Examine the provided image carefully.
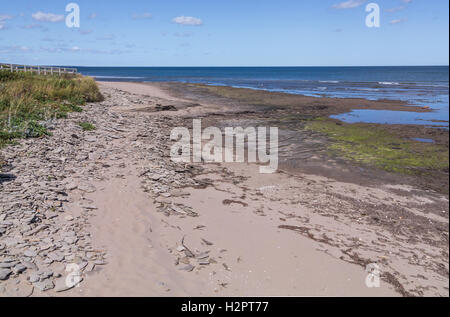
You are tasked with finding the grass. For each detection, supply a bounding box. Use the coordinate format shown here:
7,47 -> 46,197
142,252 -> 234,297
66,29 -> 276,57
305,119 -> 449,175
79,122 -> 96,131
0,70 -> 103,148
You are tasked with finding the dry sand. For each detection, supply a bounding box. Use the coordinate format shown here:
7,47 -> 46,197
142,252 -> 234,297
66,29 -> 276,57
69,160 -> 397,296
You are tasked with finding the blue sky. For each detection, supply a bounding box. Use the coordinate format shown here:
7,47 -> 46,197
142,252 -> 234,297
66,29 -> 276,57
0,0 -> 448,66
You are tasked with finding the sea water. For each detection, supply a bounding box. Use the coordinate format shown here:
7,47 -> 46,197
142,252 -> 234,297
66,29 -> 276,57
76,66 -> 449,127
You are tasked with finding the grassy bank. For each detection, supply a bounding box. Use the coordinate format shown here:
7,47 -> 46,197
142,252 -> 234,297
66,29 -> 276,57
305,119 -> 449,178
0,70 -> 103,148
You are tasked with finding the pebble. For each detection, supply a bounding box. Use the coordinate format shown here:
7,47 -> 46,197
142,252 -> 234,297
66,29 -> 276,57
179,264 -> 195,272
196,252 -> 210,260
201,238 -> 214,246
64,215 -> 75,221
64,236 -> 78,244
85,262 -> 95,272
77,261 -> 88,271
22,261 -> 38,271
171,190 -> 190,197
0,261 -> 18,269
0,269 -> 12,280
78,183 -> 96,193
66,183 -> 78,190
24,250 -> 38,257
12,264 -> 27,274
28,273 -> 40,283
33,280 -> 55,292
176,245 -> 186,252
48,252 -> 65,262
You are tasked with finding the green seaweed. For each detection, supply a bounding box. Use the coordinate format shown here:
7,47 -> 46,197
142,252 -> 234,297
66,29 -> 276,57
305,119 -> 449,175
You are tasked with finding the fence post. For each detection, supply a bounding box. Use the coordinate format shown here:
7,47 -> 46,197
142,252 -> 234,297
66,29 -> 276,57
10,64 -> 13,71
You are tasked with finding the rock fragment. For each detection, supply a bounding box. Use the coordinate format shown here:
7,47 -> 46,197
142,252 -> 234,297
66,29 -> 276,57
0,269 -> 12,280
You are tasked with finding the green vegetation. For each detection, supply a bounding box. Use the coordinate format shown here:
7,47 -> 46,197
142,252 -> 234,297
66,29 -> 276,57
305,119 -> 449,175
79,122 -> 96,131
0,70 -> 103,148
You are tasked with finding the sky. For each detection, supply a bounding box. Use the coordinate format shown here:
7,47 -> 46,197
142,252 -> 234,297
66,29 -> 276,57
0,0 -> 448,66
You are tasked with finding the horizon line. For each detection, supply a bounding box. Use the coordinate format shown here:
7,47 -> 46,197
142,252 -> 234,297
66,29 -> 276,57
2,62 -> 449,68
62,64 -> 450,68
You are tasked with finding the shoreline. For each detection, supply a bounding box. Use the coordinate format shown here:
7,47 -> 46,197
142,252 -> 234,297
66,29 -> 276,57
142,81 -> 449,193
96,79 -> 434,112
92,75 -> 449,127
0,80 -> 448,297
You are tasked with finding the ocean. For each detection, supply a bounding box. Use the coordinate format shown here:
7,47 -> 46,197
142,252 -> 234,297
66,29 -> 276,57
76,66 -> 449,127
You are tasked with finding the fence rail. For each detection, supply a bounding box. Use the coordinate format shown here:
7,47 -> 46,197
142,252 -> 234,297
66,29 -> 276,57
0,63 -> 78,76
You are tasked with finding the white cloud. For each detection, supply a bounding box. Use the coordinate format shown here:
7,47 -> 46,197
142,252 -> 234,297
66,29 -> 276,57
18,46 -> 31,52
50,46 -> 131,55
0,14 -> 13,21
41,46 -> 82,53
332,0 -> 366,9
386,0 -> 412,12
88,13 -> 97,19
390,18 -> 406,24
0,45 -> 32,53
172,16 -> 203,26
132,13 -> 153,20
0,14 -> 13,30
32,11 -> 64,22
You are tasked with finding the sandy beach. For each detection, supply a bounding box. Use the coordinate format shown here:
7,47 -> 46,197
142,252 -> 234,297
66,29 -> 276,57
0,81 -> 448,297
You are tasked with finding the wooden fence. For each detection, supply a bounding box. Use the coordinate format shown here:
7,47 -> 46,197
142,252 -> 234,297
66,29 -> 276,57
0,63 -> 78,76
